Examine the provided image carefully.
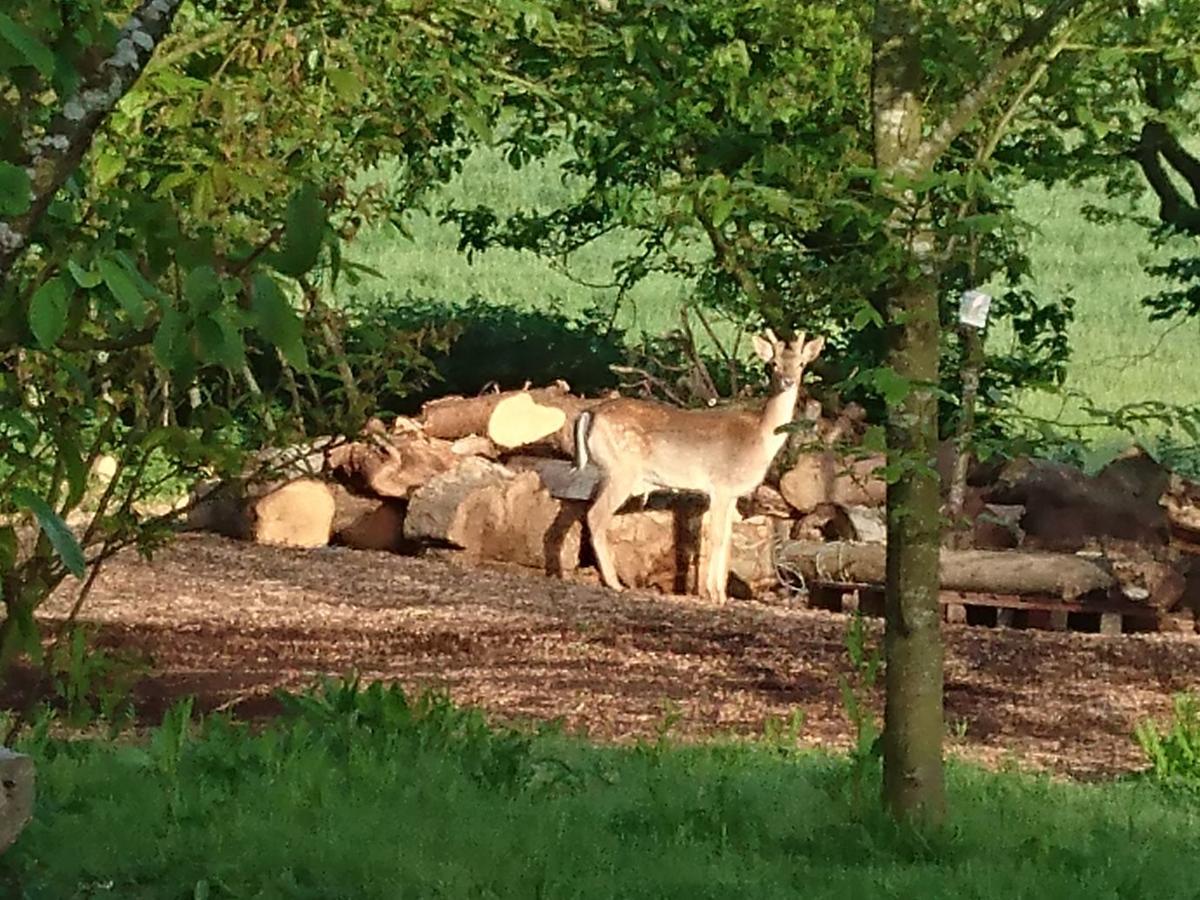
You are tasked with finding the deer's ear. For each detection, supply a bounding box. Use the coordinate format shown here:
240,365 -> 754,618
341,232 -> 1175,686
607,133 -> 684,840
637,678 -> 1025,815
752,334 -> 775,363
800,335 -> 825,365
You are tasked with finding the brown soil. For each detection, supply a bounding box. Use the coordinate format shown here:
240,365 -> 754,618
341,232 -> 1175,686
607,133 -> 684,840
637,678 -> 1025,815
35,533 -> 1200,779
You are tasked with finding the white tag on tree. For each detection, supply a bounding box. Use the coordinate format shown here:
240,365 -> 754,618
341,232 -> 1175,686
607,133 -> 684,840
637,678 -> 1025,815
958,289 -> 992,329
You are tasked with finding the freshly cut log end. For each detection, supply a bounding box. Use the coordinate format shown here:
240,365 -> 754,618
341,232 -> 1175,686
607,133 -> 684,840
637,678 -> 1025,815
252,478 -> 336,548
419,384 -> 610,457
487,393 -> 567,449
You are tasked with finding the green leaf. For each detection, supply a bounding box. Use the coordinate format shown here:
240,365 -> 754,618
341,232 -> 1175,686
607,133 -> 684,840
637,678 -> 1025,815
0,12 -> 55,77
0,161 -> 32,216
268,184 -> 326,277
55,430 -> 89,509
327,68 -> 364,102
11,488 -> 85,578
99,257 -> 148,327
28,276 -> 70,348
0,409 -> 37,441
873,368 -> 910,406
183,265 -> 223,317
152,303 -> 186,370
94,150 -> 126,186
67,259 -> 103,288
849,299 -> 883,330
250,273 -> 308,370
195,312 -> 245,370
862,425 -> 887,454
710,195 -> 735,227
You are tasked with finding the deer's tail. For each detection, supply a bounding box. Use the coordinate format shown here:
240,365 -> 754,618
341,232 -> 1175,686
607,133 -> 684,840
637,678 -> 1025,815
574,410 -> 593,471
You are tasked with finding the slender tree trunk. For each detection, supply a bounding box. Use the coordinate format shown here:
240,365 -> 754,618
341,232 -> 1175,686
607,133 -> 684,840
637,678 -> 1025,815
872,1 -> 946,823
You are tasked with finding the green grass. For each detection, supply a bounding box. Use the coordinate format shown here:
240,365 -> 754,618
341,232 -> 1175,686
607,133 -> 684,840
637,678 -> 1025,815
342,146 -> 1199,449
1004,183 -> 1200,429
3,681 -> 1198,899
345,148 -> 691,336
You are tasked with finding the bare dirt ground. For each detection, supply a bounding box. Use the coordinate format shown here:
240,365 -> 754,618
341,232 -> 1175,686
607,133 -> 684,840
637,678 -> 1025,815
35,533 -> 1200,778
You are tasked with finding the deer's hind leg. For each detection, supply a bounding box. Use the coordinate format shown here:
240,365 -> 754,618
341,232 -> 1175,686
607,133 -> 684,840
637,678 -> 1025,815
587,469 -> 637,591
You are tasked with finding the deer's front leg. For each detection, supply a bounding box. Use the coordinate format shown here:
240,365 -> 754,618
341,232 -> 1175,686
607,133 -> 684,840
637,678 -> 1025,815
705,495 -> 737,604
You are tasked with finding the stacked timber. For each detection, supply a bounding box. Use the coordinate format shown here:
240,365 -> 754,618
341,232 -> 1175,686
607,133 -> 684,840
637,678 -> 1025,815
179,385 -> 1200,631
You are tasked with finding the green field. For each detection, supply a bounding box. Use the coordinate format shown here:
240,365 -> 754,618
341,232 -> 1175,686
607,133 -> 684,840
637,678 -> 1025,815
4,682 -> 1198,899
345,147 -> 1198,450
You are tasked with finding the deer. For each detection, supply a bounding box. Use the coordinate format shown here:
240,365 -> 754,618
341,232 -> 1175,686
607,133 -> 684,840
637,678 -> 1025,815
574,329 -> 826,603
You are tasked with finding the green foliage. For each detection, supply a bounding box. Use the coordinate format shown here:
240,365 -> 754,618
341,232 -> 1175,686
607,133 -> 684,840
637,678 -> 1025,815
3,680 -> 1200,898
44,625 -> 143,736
0,0 -> 567,680
839,611 -> 883,805
1135,693 -> 1200,790
348,292 -> 626,410
10,488 -> 84,578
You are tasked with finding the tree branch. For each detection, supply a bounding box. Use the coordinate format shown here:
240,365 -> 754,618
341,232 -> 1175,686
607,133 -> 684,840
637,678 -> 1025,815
0,0 -> 186,282
911,0 -> 1090,174
1132,122 -> 1200,235
693,201 -> 771,311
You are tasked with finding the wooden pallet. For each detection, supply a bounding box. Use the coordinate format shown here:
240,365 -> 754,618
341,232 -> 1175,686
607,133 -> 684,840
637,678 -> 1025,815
805,583 -> 1196,635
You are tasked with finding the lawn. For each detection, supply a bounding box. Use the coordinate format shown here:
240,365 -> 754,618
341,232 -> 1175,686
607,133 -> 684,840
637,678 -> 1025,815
3,681 -> 1198,899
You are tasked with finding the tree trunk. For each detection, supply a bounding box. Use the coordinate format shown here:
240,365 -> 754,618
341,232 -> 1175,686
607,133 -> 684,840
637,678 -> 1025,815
872,1 -> 946,822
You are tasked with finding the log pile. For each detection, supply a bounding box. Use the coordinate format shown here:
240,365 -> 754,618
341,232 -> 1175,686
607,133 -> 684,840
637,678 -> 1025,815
181,384 -> 1200,632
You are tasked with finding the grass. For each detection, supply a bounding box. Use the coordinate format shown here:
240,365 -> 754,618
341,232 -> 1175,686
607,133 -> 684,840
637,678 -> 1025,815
342,146 -> 1200,450
3,680 -> 1199,899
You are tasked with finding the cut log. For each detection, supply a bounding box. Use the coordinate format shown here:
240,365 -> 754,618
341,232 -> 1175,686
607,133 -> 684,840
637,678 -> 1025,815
589,503 -> 777,597
727,515 -> 778,597
844,505 -> 886,543
0,747 -> 34,854
403,457 -> 513,546
738,484 -> 792,519
778,452 -> 886,514
189,477 -> 383,551
487,392 -> 567,449
450,434 -> 499,458
329,484 -> 407,552
985,456 -> 1168,551
775,540 -> 1114,600
1083,540 -> 1185,611
252,478 -> 336,548
419,383 -> 609,456
404,458 -> 583,574
1162,473 -> 1200,535
326,433 -> 458,499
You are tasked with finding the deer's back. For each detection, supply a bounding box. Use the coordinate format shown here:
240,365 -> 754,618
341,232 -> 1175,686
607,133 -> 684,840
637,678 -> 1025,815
586,397 -> 776,495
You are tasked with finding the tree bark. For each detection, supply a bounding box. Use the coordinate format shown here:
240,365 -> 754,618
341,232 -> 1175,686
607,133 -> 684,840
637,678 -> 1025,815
872,0 -> 946,823
0,0 -> 186,281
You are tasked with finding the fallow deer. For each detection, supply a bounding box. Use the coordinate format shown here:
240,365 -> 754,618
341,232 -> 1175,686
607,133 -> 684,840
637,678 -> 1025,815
574,329 -> 826,603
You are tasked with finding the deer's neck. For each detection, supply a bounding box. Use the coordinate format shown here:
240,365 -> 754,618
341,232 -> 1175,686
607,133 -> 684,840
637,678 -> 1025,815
760,382 -> 800,457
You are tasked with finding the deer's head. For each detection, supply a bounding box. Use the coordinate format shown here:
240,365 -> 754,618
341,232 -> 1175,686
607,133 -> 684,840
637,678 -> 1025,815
752,329 -> 825,392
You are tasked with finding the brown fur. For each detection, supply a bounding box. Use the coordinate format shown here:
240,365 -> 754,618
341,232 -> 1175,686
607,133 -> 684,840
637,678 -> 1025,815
580,330 -> 825,603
